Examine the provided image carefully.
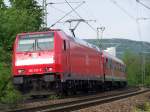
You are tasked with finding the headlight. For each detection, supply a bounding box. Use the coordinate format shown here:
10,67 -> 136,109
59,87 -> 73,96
45,67 -> 52,72
18,69 -> 25,74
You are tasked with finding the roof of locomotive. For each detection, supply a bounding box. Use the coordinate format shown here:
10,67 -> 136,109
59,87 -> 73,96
16,29 -> 101,52
58,30 -> 101,52
102,51 -> 125,65
16,29 -> 60,36
73,37 -> 100,52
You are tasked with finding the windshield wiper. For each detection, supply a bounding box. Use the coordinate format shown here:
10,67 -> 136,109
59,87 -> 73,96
37,41 -> 43,51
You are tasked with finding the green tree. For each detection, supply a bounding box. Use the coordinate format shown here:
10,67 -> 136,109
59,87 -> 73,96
0,0 -> 43,106
123,50 -> 150,86
0,0 -> 6,9
144,55 -> 150,86
0,0 -> 43,62
123,50 -> 142,86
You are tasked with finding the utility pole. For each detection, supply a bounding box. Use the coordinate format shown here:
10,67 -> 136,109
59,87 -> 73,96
42,0 -> 47,27
97,26 -> 105,49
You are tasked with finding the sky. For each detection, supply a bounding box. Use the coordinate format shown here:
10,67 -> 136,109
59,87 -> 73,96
5,0 -> 150,42
41,0 -> 150,42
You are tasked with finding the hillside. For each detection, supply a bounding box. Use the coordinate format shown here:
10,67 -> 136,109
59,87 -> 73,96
84,38 -> 150,58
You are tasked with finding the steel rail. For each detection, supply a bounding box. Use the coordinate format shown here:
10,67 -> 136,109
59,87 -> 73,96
7,88 -> 144,112
39,88 -> 149,112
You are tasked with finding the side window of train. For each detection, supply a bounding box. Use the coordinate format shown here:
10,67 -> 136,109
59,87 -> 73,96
63,40 -> 66,51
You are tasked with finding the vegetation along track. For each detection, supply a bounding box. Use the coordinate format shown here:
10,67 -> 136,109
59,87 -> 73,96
8,87 -> 149,112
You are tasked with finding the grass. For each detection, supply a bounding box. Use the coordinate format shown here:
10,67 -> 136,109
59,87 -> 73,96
134,102 -> 150,112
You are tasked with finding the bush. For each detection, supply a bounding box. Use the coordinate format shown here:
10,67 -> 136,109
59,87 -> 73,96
0,85 -> 22,106
135,102 -> 150,112
0,63 -> 22,107
0,63 -> 11,97
122,50 -> 150,86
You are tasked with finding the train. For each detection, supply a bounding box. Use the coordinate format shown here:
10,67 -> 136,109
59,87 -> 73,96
12,29 -> 127,95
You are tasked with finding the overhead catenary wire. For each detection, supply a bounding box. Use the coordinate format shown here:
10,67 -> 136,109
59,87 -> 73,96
49,1 -> 85,28
109,0 -> 136,21
46,1 -> 82,5
83,2 -> 105,49
49,5 -> 67,14
84,2 -> 102,26
137,17 -> 150,20
136,0 -> 150,10
64,0 -> 106,51
49,5 -> 77,19
64,0 -> 97,33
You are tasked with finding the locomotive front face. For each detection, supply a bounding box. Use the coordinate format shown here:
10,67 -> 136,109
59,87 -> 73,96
13,32 -> 56,79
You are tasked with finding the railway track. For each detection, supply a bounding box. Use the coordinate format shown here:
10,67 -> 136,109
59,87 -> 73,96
8,87 -> 149,112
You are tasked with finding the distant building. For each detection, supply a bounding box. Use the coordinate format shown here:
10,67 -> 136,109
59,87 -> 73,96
104,47 -> 116,57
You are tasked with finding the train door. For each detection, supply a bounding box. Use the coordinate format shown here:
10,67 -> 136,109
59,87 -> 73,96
101,55 -> 105,81
66,41 -> 71,75
102,56 -> 106,81
63,40 -> 71,77
111,60 -> 114,82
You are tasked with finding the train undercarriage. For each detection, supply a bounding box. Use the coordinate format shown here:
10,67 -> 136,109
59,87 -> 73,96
13,74 -> 127,96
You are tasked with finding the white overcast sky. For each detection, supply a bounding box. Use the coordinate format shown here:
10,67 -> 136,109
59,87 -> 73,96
5,0 -> 150,42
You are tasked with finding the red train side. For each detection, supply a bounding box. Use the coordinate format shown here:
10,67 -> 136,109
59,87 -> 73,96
102,51 -> 127,87
12,29 -> 126,94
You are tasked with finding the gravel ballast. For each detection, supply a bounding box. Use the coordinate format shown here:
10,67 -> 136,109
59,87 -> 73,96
75,91 -> 150,112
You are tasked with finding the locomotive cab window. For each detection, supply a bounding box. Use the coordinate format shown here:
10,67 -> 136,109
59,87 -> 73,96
17,33 -> 54,52
17,39 -> 35,52
37,38 -> 54,51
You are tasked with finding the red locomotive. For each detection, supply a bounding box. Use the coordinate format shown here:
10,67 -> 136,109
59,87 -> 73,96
12,29 -> 127,94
